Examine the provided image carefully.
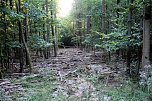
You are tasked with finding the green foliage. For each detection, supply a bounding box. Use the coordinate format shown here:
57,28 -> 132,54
96,31 -> 129,51
84,31 -> 101,47
8,68 -> 72,101
81,67 -> 149,101
28,34 -> 52,49
28,3 -> 47,20
84,30 -> 142,52
8,41 -> 22,48
71,0 -> 143,53
60,35 -> 75,46
140,65 -> 152,99
0,7 -> 25,20
106,84 -> 149,101
58,16 -> 75,46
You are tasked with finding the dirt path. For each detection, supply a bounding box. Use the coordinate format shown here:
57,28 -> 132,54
34,48 -> 117,100
1,48 -> 122,101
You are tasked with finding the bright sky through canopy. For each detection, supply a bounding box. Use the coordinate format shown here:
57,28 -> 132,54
58,0 -> 74,17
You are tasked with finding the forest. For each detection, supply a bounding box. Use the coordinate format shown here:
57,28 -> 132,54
0,0 -> 152,100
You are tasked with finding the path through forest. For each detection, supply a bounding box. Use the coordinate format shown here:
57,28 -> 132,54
33,48 -> 122,100
0,48 -> 124,101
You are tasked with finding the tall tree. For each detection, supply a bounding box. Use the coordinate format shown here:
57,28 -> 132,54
16,0 -> 33,72
45,0 -> 51,58
16,0 -> 24,73
102,0 -> 105,33
86,15 -> 91,34
23,9 -> 33,73
51,0 -> 57,57
126,0 -> 133,77
142,0 -> 151,68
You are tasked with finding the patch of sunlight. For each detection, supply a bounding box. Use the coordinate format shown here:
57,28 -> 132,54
58,0 -> 74,17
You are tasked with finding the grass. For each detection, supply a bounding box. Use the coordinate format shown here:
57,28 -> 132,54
10,68 -> 66,101
106,85 -> 149,101
1,67 -> 150,101
83,73 -> 149,101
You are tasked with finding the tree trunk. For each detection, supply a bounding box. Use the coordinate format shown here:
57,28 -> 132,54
45,0 -> 50,58
78,13 -> 82,49
86,15 -> 91,34
22,30 -> 33,73
16,0 -> 24,73
141,2 -> 151,100
24,11 -> 28,65
102,0 -> 105,33
24,12 -> 33,73
126,0 -> 133,77
54,12 -> 58,52
142,3 -> 151,68
42,4 -> 48,59
51,0 -> 57,57
16,0 -> 33,72
116,0 -> 120,27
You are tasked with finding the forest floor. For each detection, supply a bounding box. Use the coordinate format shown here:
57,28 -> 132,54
0,48 -> 147,101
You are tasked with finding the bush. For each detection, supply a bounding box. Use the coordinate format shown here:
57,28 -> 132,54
140,65 -> 152,100
59,35 -> 75,47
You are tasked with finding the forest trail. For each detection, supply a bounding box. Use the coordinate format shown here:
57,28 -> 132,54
33,48 -> 121,100
0,48 -> 123,100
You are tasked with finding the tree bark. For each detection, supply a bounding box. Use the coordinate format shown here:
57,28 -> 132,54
45,0 -> 51,58
16,0 -> 33,73
16,0 -> 24,73
86,15 -> 91,34
51,0 -> 57,57
142,3 -> 151,68
126,0 -> 133,77
116,0 -> 120,27
42,4 -> 47,59
24,13 -> 33,73
102,0 -> 105,33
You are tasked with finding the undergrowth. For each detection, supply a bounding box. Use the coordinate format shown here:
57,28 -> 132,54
10,68 -> 67,101
2,67 -> 150,101
84,73 -> 149,101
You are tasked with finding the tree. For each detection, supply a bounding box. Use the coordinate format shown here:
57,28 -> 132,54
0,0 -> 59,76
102,0 -> 106,33
126,0 -> 133,77
51,0 -> 57,57
86,15 -> 91,34
16,0 -> 33,72
142,1 -> 151,68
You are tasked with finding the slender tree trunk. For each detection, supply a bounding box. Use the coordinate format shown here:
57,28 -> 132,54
78,13 -> 82,49
86,15 -> 91,34
24,12 -> 33,73
54,13 -> 58,52
45,0 -> 50,58
16,0 -> 33,72
24,12 -> 28,65
9,0 -> 13,9
4,0 -> 10,71
116,0 -> 120,29
126,0 -> 133,77
16,0 -> 24,73
51,0 -> 57,57
102,0 -> 105,33
42,4 -> 47,59
22,31 -> 33,73
142,3 -> 151,68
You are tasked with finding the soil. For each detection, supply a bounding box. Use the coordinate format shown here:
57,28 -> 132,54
0,48 -> 125,101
